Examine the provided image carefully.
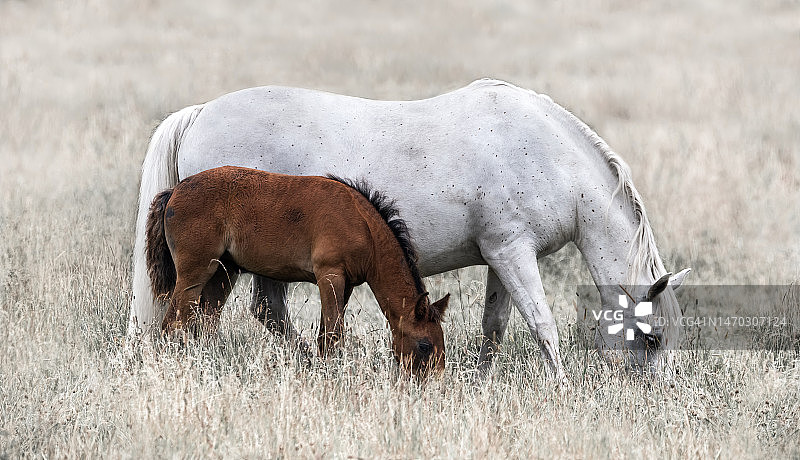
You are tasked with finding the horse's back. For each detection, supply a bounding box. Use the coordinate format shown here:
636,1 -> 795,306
177,79 -> 558,175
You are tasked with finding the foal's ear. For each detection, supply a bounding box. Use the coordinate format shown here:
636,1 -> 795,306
647,273 -> 671,301
413,291 -> 430,321
669,268 -> 692,294
430,293 -> 451,320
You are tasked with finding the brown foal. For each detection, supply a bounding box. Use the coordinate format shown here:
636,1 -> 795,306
145,166 -> 449,374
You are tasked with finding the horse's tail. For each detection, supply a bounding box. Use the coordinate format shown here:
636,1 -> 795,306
127,104 -> 204,344
145,189 -> 176,300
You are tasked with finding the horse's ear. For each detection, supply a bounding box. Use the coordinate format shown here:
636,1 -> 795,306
647,273 -> 671,300
669,268 -> 692,294
430,293 -> 451,321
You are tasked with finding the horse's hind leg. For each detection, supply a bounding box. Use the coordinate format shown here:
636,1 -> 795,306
250,276 -> 305,344
477,268 -> 514,376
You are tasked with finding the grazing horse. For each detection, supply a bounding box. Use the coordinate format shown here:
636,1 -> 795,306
130,78 -> 690,381
145,166 -> 450,375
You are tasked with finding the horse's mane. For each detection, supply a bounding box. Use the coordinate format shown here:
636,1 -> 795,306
544,97 -> 666,283
574,118 -> 682,347
325,175 -> 426,296
469,78 -> 681,345
535,83 -> 682,345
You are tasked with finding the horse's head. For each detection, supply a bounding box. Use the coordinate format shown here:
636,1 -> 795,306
391,293 -> 450,376
595,268 -> 691,378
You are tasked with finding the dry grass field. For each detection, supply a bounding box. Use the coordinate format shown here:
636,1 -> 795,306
2,0 -> 799,457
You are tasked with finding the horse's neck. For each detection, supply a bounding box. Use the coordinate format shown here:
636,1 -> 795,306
572,167 -> 659,290
539,101 -> 663,290
578,219 -> 633,289
364,225 -> 420,320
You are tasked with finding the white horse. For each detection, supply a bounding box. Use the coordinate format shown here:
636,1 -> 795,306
129,79 -> 690,380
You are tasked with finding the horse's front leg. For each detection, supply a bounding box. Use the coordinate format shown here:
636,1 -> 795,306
477,267 -> 513,376
482,240 -> 568,385
314,269 -> 348,356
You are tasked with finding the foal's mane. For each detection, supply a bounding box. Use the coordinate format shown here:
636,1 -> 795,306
325,175 -> 426,296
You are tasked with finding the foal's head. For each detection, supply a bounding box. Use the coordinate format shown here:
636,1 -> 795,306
391,293 -> 450,376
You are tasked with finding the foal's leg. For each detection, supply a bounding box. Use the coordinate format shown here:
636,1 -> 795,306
481,240 -> 567,385
162,259 -> 220,335
477,267 -> 514,375
197,265 -> 239,335
164,276 -> 209,335
314,268 -> 347,356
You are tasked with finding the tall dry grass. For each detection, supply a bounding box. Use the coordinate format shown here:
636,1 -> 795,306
1,0 -> 799,457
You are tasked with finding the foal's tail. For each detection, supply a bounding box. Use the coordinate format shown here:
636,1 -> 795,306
145,189 -> 176,302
